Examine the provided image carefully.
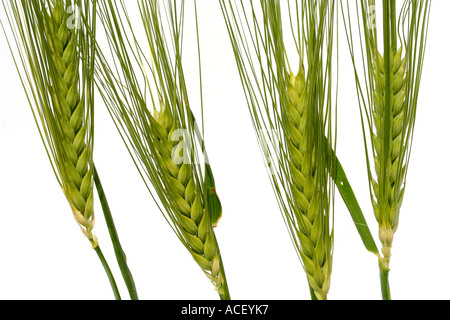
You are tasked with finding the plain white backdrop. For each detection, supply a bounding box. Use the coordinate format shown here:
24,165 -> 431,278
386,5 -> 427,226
0,1 -> 449,300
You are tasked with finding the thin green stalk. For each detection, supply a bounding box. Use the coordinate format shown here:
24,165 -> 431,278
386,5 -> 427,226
379,260 -> 391,300
378,259 -> 391,300
216,244 -> 230,300
93,165 -> 139,300
94,246 -> 122,300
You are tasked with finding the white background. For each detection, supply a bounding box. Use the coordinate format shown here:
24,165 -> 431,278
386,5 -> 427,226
0,1 -> 449,300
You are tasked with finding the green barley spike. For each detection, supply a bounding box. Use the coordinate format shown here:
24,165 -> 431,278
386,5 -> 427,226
285,67 -> 332,300
371,48 -> 407,266
153,104 -> 226,295
43,1 -> 96,246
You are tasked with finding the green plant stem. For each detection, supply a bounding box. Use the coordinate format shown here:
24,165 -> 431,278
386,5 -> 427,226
214,235 -> 231,300
379,261 -> 391,300
94,245 -> 121,300
93,165 -> 139,300
218,268 -> 230,300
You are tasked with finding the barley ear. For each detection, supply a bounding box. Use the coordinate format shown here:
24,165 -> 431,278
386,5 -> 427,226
2,0 -> 127,299
286,69 -> 332,300
153,106 -> 226,294
94,0 -> 230,299
371,48 -> 407,265
341,0 -> 432,299
220,0 -> 336,300
44,1 -> 97,247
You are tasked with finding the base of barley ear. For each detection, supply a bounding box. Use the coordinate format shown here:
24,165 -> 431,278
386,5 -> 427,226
379,221 -> 393,269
